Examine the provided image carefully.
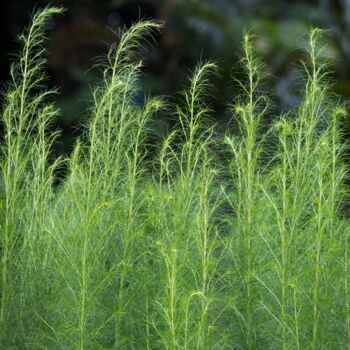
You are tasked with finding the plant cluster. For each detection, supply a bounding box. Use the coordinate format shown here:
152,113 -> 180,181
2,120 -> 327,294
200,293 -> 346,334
0,6 -> 349,349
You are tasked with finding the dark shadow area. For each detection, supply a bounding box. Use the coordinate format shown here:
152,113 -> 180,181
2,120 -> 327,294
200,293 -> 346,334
2,0 -> 350,155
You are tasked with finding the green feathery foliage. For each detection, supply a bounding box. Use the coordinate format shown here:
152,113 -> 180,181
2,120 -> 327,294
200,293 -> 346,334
0,6 -> 349,350
0,6 -> 64,347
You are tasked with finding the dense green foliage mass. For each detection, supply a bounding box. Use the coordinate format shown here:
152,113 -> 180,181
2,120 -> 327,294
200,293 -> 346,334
0,7 -> 349,349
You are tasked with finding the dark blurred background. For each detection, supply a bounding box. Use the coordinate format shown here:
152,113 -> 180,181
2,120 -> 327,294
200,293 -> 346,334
1,0 -> 350,154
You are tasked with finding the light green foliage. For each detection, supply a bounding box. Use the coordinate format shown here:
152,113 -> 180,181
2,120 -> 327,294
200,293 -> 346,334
0,7 -> 349,350
224,33 -> 269,349
0,6 -> 64,347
